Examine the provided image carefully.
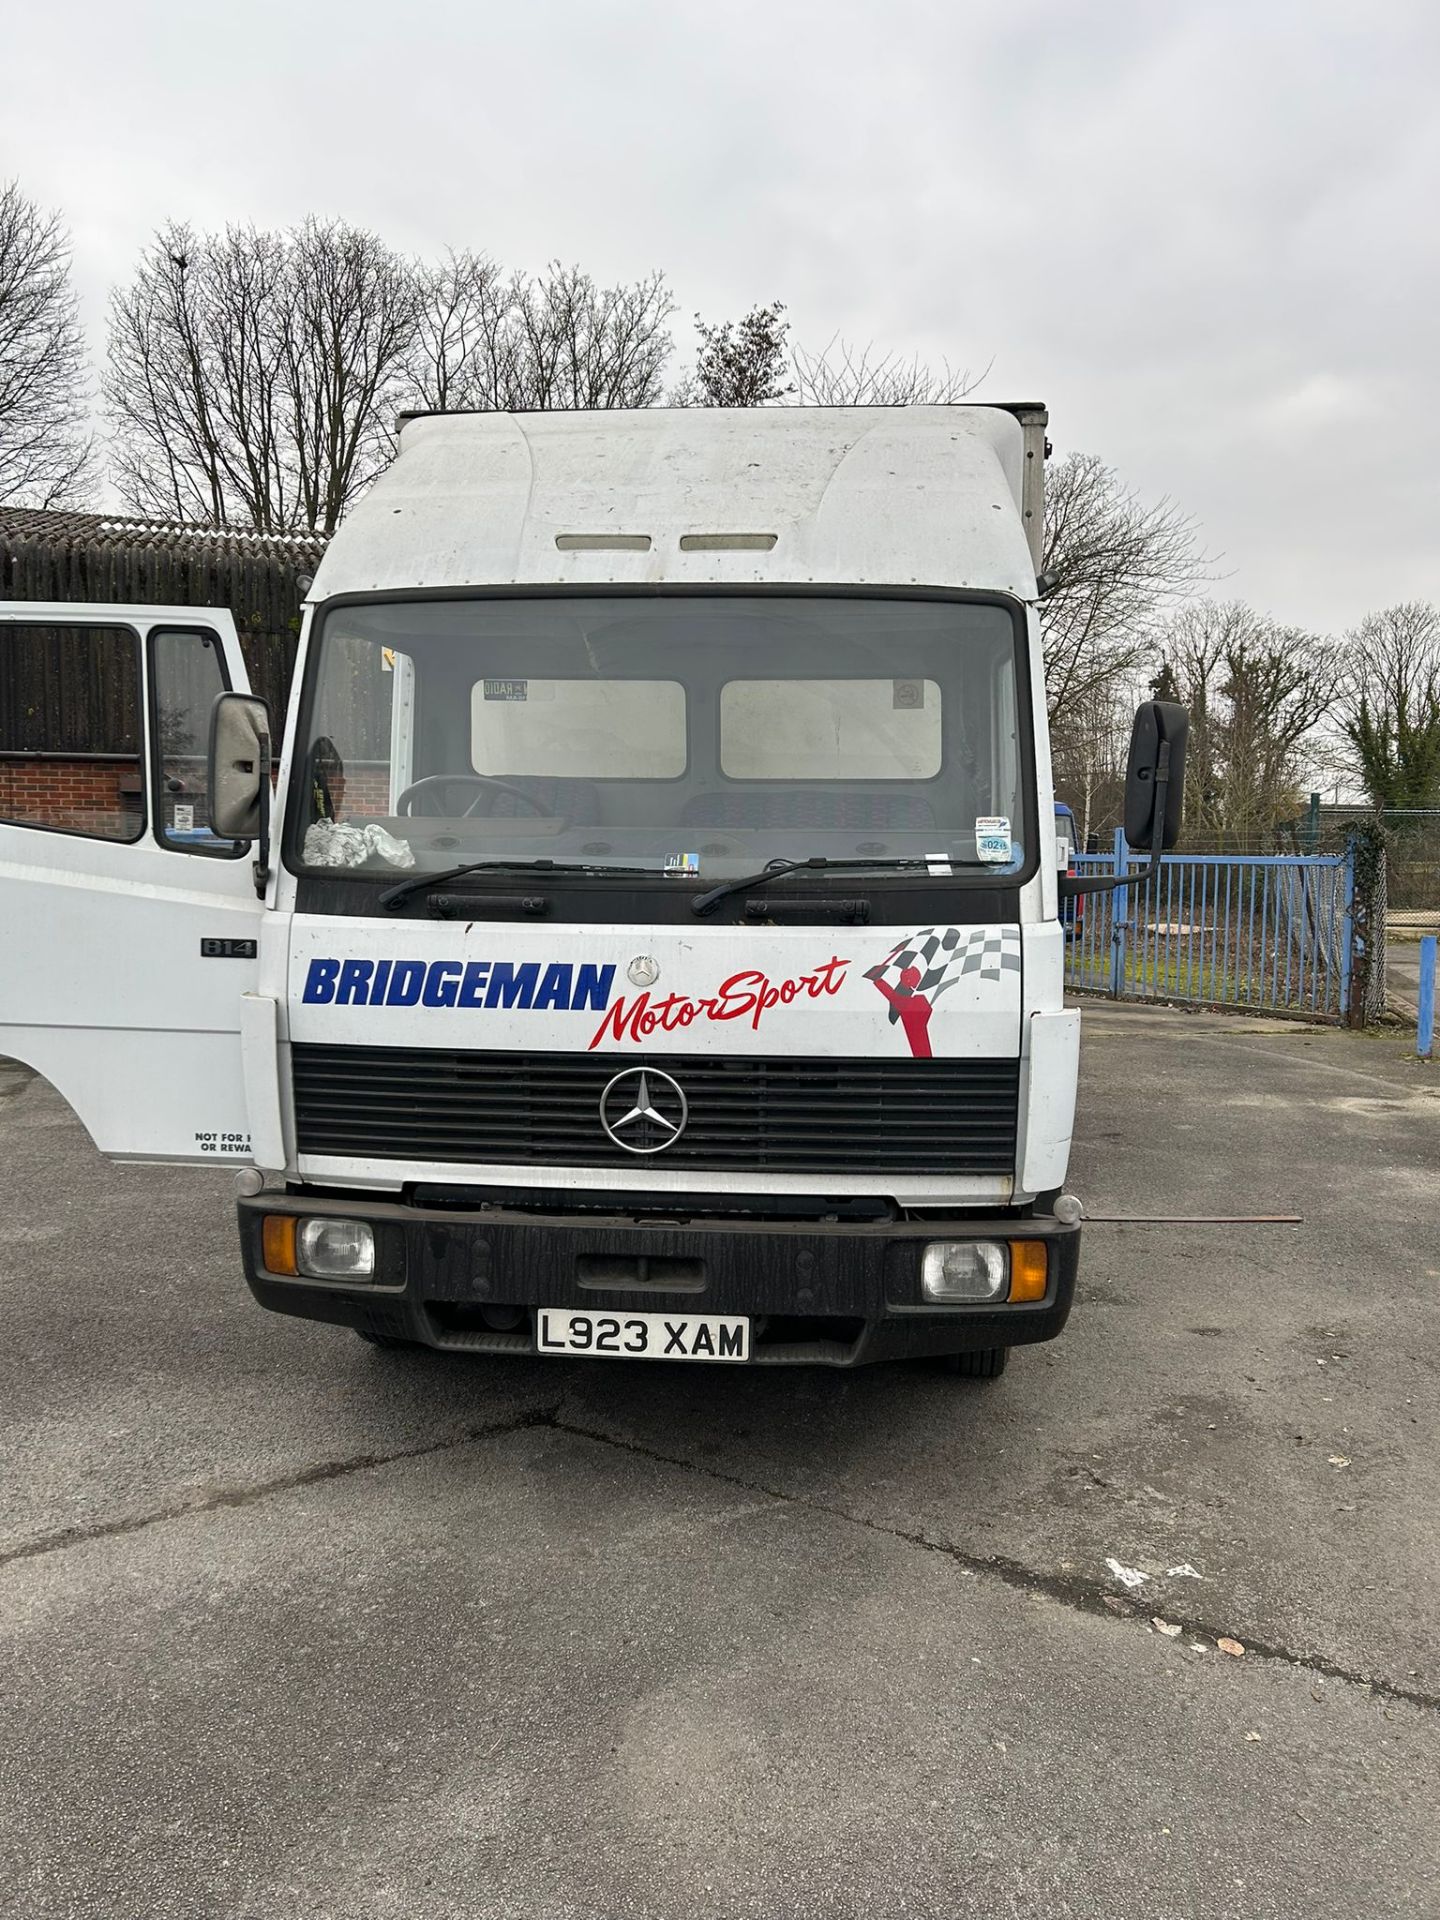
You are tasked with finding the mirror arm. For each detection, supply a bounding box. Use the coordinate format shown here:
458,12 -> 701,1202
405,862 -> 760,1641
1057,742 -> 1171,900
252,729 -> 272,900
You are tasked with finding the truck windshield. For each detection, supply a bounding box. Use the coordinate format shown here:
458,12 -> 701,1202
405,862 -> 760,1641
291,595 -> 1029,885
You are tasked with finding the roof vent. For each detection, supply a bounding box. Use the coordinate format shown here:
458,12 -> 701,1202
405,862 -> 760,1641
679,533 -> 778,552
555,533 -> 651,552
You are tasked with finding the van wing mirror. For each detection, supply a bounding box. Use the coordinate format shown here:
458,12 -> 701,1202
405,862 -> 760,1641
1059,700 -> 1189,903
208,692 -> 273,894
1123,700 -> 1188,853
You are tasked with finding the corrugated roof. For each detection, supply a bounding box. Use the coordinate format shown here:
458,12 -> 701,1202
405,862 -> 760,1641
0,505 -> 326,558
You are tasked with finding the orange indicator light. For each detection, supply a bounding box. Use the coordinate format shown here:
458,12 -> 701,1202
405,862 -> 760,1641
1008,1240 -> 1049,1302
261,1215 -> 299,1276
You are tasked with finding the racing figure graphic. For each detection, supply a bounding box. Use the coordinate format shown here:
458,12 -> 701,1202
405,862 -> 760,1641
868,964 -> 936,1058
866,927 -> 1022,1057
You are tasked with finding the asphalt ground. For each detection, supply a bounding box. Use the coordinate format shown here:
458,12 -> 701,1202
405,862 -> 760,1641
0,1005 -> 1437,1919
1388,934 -> 1435,1019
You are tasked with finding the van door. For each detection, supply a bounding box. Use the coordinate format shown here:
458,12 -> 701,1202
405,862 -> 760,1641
0,603 -> 265,1163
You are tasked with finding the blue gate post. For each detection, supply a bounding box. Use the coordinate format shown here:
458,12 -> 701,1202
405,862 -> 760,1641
1338,838 -> 1357,1023
1418,936 -> 1436,1060
1109,827 -> 1129,998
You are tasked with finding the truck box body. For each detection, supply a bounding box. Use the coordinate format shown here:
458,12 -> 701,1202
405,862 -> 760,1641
0,404 -> 1084,1370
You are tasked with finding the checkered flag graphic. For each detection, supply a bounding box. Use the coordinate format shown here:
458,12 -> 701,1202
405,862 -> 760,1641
864,925 -> 1022,1003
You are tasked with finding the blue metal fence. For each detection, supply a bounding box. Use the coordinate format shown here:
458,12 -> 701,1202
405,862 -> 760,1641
1064,830 -> 1354,1020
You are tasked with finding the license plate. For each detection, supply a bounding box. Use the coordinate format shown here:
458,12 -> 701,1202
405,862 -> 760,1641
536,1308 -> 749,1363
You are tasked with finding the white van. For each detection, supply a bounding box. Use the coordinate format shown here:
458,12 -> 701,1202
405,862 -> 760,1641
0,405 -> 1186,1377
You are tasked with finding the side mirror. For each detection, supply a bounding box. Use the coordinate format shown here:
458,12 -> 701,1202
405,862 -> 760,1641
1123,700 -> 1189,853
208,692 -> 272,836
1059,701 -> 1190,905
208,692 -> 273,895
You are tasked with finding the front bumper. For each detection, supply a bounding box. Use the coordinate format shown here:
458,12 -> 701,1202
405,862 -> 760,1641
237,1194 -> 1079,1367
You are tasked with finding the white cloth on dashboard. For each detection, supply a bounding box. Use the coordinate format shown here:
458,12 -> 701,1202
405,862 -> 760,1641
302,820 -> 416,869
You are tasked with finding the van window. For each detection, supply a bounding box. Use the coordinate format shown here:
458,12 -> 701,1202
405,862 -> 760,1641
721,678 -> 942,780
0,623 -> 144,842
292,595 -> 1029,887
472,679 -> 686,779
151,628 -> 242,854
307,633 -> 407,822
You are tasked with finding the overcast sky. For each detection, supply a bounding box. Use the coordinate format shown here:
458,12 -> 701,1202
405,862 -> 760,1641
5,0 -> 1436,632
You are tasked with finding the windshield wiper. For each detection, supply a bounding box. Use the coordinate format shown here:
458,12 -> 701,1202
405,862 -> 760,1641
381,851 -> 978,916
378,858 -> 654,912
690,856 -> 963,918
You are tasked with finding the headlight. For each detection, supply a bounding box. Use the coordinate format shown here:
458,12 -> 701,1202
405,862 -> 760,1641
298,1217 -> 375,1280
921,1240 -> 1007,1302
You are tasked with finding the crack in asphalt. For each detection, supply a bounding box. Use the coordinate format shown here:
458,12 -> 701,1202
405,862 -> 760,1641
4,1398 -> 1435,1714
0,1404 -> 563,1571
549,1411 -> 1440,1714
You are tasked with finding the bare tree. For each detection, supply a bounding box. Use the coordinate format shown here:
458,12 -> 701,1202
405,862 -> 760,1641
1152,599 -> 1241,832
506,263 -> 675,410
407,250 -> 516,411
107,219 -> 417,533
280,220 -> 419,533
1152,600 -> 1340,837
407,258 -> 675,414
1040,451 -> 1208,720
1049,675 -> 1141,846
1221,627 -> 1340,836
791,336 -> 982,407
106,223 -> 290,526
0,181 -> 94,507
680,302 -> 793,407
1338,601 -> 1440,810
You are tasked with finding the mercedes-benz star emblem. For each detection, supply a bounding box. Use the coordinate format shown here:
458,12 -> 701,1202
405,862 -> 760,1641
599,1067 -> 689,1154
627,954 -> 660,987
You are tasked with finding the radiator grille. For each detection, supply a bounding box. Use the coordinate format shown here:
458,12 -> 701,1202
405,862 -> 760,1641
291,1045 -> 1020,1175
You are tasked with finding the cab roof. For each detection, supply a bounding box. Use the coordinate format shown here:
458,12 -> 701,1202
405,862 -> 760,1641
311,405 -> 1044,606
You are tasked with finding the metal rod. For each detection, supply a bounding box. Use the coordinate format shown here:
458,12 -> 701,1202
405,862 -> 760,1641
1080,1212 -> 1304,1225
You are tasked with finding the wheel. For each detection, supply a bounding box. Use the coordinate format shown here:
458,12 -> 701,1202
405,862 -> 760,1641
353,1328 -> 415,1350
940,1346 -> 1009,1379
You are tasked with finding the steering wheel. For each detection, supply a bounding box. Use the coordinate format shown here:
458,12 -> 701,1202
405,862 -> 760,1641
394,774 -> 556,818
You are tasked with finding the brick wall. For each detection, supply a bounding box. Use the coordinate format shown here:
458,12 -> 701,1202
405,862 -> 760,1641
337,767 -> 394,818
0,756 -> 142,838
0,755 -> 398,837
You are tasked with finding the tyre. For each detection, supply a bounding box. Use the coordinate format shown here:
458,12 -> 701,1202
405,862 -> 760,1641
941,1346 -> 1009,1379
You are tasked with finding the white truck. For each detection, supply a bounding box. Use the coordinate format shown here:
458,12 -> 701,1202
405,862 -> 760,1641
0,405 -> 1186,1377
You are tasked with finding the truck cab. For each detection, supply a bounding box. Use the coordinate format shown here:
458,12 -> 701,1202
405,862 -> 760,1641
0,406 -> 1183,1377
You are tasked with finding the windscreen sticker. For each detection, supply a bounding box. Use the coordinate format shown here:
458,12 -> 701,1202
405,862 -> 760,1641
975,815 -> 1012,864
483,678 -> 528,701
